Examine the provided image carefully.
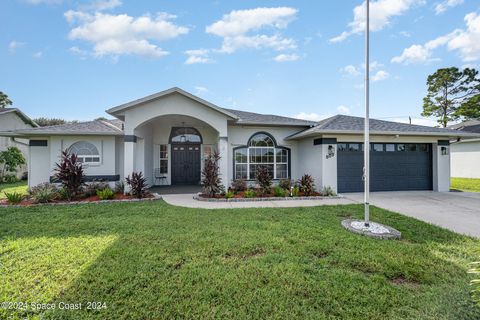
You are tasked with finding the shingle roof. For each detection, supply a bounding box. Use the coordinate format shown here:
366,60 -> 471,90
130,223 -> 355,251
222,108 -> 317,126
4,120 -> 123,136
286,114 -> 479,139
0,107 -> 38,127
448,119 -> 480,133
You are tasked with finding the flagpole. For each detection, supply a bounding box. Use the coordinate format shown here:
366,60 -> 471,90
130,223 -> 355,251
364,0 -> 370,228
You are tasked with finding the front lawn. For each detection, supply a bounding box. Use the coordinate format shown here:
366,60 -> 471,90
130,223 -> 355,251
451,177 -> 480,192
1,202 -> 479,319
0,180 -> 28,199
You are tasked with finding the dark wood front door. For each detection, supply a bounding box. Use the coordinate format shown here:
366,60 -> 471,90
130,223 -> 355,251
171,144 -> 201,185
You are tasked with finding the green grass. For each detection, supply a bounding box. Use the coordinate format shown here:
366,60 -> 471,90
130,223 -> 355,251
0,180 -> 28,199
451,177 -> 480,192
1,201 -> 479,319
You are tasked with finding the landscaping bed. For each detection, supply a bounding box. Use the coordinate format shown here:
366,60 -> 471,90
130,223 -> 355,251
195,192 -> 340,202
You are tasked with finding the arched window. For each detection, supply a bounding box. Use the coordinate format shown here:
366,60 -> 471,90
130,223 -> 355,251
234,132 -> 289,180
68,141 -> 100,164
169,127 -> 202,144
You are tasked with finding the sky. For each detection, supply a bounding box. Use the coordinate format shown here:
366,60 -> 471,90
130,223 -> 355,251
1,0 -> 479,126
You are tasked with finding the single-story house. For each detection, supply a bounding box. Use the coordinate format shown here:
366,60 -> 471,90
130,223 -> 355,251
0,108 -> 38,179
449,119 -> 480,178
0,87 -> 476,193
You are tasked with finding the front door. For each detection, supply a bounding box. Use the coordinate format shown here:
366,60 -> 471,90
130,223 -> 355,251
171,144 -> 201,185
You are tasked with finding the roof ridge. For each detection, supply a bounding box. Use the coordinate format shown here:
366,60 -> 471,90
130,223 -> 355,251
98,119 -> 123,132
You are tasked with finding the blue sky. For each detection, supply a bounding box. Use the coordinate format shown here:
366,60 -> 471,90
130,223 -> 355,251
1,0 -> 479,125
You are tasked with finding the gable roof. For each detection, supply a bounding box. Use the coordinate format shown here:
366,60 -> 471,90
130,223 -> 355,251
448,119 -> 480,133
0,108 -> 38,127
0,119 -> 123,137
106,87 -> 239,120
286,115 -> 479,140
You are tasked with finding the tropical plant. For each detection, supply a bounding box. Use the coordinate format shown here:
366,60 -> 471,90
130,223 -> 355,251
279,178 -> 292,190
2,174 -> 18,184
97,188 -> 115,200
0,146 -> 26,181
126,172 -> 149,199
299,174 -> 315,196
244,189 -> 256,198
0,91 -> 12,108
469,262 -> 480,306
84,180 -> 109,197
114,181 -> 125,194
256,165 -> 272,195
231,179 -> 247,193
291,185 -> 300,197
58,187 -> 70,201
53,150 -> 85,201
273,185 -> 287,197
321,186 -> 336,197
4,191 -> 23,204
422,67 -> 480,127
201,151 -> 224,197
224,191 -> 235,199
30,183 -> 58,203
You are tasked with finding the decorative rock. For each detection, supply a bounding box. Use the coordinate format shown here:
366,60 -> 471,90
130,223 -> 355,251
341,219 -> 401,240
193,193 -> 342,202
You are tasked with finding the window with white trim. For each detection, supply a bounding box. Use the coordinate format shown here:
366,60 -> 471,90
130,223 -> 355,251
160,144 -> 168,174
234,133 -> 289,180
68,141 -> 100,164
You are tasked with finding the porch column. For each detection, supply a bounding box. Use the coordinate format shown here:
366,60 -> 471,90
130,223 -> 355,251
433,140 -> 450,192
218,136 -> 229,190
123,134 -> 137,193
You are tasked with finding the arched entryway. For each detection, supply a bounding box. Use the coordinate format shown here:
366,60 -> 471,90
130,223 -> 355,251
170,126 -> 202,185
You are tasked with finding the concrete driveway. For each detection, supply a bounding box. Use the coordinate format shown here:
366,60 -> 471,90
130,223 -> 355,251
344,191 -> 480,238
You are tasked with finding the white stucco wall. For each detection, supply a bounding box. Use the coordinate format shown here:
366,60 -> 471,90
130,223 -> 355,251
28,140 -> 50,188
450,140 -> 480,178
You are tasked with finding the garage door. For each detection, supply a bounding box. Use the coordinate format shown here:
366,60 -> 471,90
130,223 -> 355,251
337,143 -> 432,193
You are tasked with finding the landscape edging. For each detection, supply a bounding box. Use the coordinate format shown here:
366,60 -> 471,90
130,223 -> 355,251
193,193 -> 342,202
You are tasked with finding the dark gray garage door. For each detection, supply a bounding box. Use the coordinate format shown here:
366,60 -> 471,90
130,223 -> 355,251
337,143 -> 432,193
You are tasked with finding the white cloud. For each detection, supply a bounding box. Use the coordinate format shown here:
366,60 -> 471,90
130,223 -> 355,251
392,11 -> 480,64
372,70 -> 390,81
337,105 -> 351,115
273,53 -> 299,62
206,7 -> 298,53
435,0 -> 463,15
330,0 -> 425,43
65,10 -> 188,58
8,41 -> 26,53
32,51 -> 43,58
82,0 -> 122,11
184,49 -> 213,64
399,30 -> 411,37
21,0 -> 62,4
341,65 -> 360,76
194,86 -> 208,95
293,112 -> 330,122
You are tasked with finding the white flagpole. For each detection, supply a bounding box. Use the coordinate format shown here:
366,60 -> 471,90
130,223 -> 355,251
364,0 -> 370,227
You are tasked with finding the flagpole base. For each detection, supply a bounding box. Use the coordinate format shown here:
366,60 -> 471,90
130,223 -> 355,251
341,219 -> 401,240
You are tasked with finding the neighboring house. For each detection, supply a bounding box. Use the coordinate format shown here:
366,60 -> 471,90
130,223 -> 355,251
0,108 -> 37,178
449,120 -> 480,178
0,87 -> 476,193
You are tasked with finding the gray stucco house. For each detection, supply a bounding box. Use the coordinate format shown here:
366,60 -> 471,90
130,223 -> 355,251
0,87 -> 476,193
449,119 -> 480,178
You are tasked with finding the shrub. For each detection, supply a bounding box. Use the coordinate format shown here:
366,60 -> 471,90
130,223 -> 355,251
114,181 -> 125,194
279,178 -> 292,190
274,186 -> 287,197
201,151 -> 224,196
126,172 -> 149,199
53,150 -> 85,201
58,187 -> 70,201
30,183 -> 58,203
322,186 -> 336,197
244,189 -> 256,198
256,165 -> 272,195
0,146 -> 26,181
2,174 -> 18,184
231,179 -> 247,193
4,191 -> 23,204
469,262 -> 480,306
97,188 -> 115,200
299,174 -> 315,196
224,191 -> 235,199
84,180 -> 109,197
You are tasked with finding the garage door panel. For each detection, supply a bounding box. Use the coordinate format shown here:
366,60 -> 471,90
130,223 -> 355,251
337,143 -> 432,193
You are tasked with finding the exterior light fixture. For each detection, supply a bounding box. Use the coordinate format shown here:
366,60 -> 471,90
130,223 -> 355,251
180,122 -> 187,143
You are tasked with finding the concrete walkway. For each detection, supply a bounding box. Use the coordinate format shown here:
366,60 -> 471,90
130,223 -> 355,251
161,193 -> 354,209
344,191 -> 480,238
